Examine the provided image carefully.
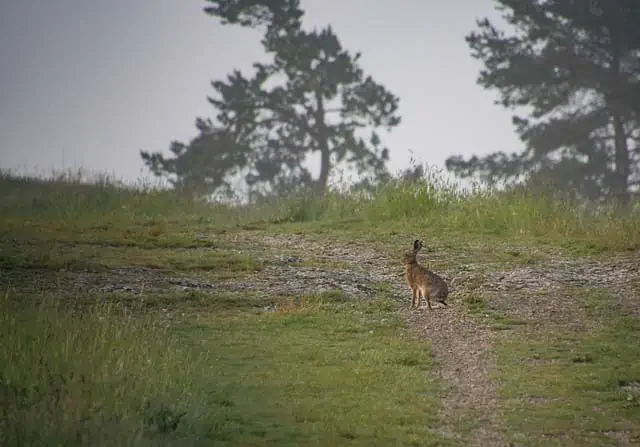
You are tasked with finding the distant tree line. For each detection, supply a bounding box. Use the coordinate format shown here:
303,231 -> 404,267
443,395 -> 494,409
142,0 -> 640,205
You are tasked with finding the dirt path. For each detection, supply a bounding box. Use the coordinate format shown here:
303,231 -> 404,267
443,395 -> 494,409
252,233 -> 507,446
406,304 -> 504,445
242,233 -> 639,446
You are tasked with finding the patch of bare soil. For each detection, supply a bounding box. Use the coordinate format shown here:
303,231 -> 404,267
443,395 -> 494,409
480,255 -> 640,320
406,306 -> 503,446
1,267 -> 218,296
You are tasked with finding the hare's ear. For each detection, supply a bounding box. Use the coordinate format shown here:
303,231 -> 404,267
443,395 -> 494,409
413,239 -> 422,251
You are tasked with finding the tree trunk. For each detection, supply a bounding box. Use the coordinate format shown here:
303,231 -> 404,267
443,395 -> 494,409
317,147 -> 331,197
608,34 -> 631,207
314,89 -> 331,197
611,112 -> 630,206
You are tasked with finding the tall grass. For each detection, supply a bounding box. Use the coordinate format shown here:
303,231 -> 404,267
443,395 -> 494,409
0,294 -> 207,445
2,166 -> 638,249
0,169 -> 242,229
278,170 -> 640,250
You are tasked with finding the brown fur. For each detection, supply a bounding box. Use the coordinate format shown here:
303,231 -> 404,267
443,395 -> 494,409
403,239 -> 448,310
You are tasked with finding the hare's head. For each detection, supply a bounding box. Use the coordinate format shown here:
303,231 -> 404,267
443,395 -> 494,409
403,239 -> 423,265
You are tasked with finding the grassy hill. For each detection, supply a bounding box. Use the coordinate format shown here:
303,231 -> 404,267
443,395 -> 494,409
1,169 -> 639,446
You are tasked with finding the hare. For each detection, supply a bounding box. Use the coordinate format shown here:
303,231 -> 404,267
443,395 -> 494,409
403,239 -> 448,310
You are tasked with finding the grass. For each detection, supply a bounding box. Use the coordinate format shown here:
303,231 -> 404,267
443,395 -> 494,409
0,291 -> 447,446
0,296 -> 204,446
460,293 -> 527,331
3,168 -> 639,253
0,242 -> 262,275
494,290 -> 640,446
455,285 -> 640,445
1,167 -> 640,445
177,296 -> 445,446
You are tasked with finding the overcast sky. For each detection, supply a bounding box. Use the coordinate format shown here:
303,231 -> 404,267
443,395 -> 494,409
0,0 -> 521,185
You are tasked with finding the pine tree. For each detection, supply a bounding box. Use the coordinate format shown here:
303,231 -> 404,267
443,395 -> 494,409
142,0 -> 400,199
141,119 -> 250,198
447,0 -> 640,203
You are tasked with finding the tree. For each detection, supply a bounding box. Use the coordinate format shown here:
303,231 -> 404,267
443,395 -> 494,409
140,118 -> 250,199
206,0 -> 400,197
203,0 -> 303,29
447,0 -> 640,203
142,0 -> 400,200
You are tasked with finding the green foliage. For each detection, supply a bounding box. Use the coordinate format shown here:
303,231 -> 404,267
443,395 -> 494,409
204,0 -> 303,30
448,0 -> 640,203
209,5 -> 400,197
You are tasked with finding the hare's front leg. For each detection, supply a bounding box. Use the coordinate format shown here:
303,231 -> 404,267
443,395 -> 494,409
411,287 -> 418,309
414,287 -> 421,309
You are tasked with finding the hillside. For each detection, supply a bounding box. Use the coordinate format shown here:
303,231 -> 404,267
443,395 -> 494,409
1,171 -> 639,446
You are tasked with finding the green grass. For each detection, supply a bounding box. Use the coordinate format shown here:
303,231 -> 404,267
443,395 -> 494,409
459,293 -> 527,331
494,290 -> 640,446
178,296 -> 446,446
274,176 -> 640,253
0,296 -> 205,446
0,242 -> 262,275
2,168 -> 639,253
1,168 -> 640,445
0,292 -> 447,446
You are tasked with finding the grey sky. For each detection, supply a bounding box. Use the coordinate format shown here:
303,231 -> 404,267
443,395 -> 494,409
0,0 -> 520,185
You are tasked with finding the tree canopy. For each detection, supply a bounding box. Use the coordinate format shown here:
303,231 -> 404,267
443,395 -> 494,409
447,0 -> 640,203
142,0 -> 400,199
140,119 -> 249,198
